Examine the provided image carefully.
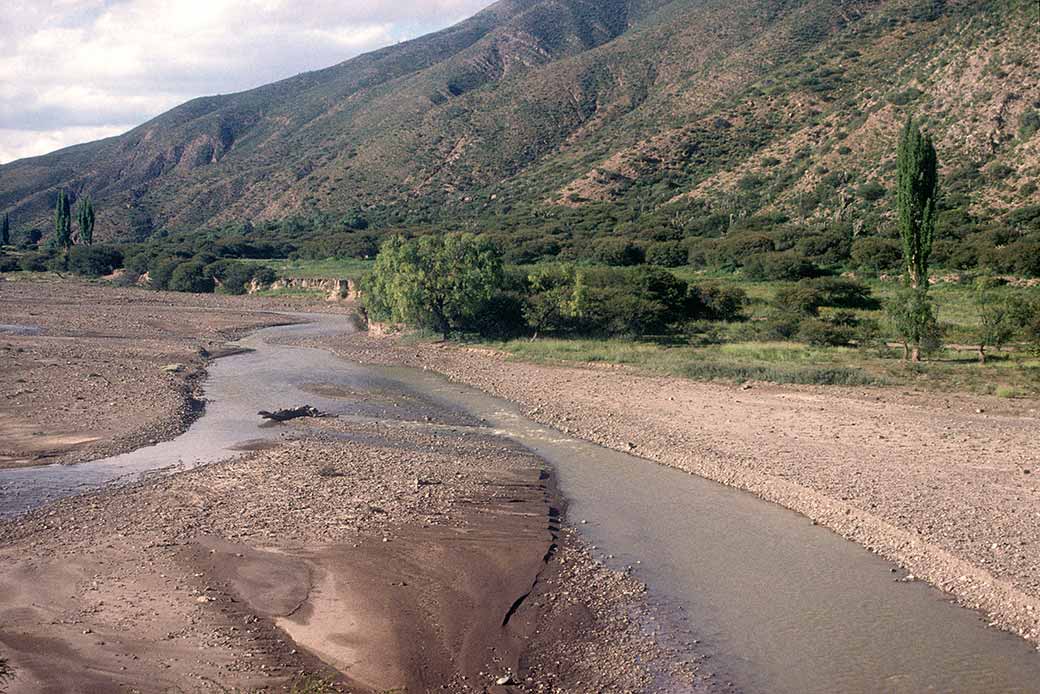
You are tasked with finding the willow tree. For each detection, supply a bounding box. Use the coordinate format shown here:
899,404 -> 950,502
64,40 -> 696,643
364,233 -> 503,338
77,196 -> 96,246
54,190 -> 73,257
896,118 -> 939,289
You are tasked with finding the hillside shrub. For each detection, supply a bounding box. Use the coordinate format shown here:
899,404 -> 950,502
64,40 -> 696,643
645,241 -> 688,267
800,277 -> 878,309
709,233 -> 775,269
851,237 -> 902,273
743,252 -> 820,281
589,238 -> 644,266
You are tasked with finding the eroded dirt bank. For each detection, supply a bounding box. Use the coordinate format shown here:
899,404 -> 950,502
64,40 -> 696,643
320,331 -> 1040,649
0,277 -> 346,468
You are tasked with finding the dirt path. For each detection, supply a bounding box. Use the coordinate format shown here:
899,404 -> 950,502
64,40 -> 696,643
322,331 -> 1040,649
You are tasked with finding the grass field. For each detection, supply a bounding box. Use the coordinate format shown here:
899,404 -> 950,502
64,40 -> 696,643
482,272 -> 1040,396
235,257 -> 1040,396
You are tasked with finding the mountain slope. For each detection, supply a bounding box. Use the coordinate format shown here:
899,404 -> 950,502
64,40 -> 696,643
1,0 -> 1038,244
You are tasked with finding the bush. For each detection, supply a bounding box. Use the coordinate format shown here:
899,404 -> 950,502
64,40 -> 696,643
857,181 -> 887,201
774,286 -> 824,316
68,245 -> 123,277
19,252 -> 50,272
645,241 -> 688,267
168,260 -> 215,293
743,252 -> 820,281
148,257 -> 181,290
251,266 -> 278,287
800,276 -> 878,309
851,237 -> 902,274
709,233 -> 775,269
589,238 -> 644,266
0,254 -> 19,272
1019,110 -> 1040,140
798,318 -> 855,347
690,282 -> 747,321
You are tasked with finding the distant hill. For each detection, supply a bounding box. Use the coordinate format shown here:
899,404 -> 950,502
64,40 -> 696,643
1,0 -> 1038,247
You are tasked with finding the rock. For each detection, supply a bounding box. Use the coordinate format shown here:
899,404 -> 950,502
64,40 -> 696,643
496,674 -> 515,685
162,364 -> 185,373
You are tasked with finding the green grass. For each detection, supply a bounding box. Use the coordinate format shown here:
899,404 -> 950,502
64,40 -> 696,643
481,336 -> 1040,395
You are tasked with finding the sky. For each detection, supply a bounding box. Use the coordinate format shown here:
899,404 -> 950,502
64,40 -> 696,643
0,0 -> 497,164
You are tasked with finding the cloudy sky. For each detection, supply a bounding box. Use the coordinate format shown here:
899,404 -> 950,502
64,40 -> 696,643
0,0 -> 497,164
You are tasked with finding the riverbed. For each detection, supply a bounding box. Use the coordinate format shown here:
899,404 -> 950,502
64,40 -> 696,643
2,313 -> 1038,692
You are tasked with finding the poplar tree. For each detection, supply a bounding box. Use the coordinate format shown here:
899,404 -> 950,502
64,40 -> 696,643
896,118 -> 939,289
889,118 -> 941,361
0,213 -> 9,246
55,190 -> 73,257
77,196 -> 96,245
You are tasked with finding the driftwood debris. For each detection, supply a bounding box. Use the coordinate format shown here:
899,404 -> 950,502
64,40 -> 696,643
257,405 -> 325,422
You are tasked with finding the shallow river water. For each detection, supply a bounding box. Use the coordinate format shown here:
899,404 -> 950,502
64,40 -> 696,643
2,314 -> 1039,693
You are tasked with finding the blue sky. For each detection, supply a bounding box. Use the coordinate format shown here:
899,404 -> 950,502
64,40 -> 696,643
0,0 -> 496,163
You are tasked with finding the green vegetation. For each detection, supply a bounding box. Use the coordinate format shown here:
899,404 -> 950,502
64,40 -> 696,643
0,213 -> 9,246
76,196 -> 96,246
365,234 -> 504,337
896,118 -> 939,289
54,190 -> 73,259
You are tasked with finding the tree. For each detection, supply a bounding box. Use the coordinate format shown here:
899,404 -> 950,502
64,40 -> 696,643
973,290 -> 1017,364
896,118 -> 939,289
886,288 -> 941,362
68,245 -> 123,277
364,233 -> 504,337
0,213 -> 9,246
76,196 -> 96,246
168,260 -> 215,293
54,190 -> 73,259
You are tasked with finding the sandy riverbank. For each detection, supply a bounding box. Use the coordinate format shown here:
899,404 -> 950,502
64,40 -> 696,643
319,330 -> 1040,650
0,277 -> 349,468
0,283 -> 706,693
0,415 -> 703,692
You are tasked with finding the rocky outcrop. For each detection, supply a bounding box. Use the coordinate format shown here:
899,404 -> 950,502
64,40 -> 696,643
249,277 -> 358,302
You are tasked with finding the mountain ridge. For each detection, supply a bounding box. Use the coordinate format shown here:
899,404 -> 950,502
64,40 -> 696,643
1,0 -> 1038,248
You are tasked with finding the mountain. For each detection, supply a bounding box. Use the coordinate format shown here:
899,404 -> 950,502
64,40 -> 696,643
1,0 -> 1038,245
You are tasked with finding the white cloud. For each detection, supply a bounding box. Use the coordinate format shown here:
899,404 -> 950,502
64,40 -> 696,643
0,125 -> 134,164
0,0 -> 495,164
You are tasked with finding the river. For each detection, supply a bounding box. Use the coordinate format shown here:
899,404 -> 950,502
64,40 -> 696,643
2,313 -> 1038,693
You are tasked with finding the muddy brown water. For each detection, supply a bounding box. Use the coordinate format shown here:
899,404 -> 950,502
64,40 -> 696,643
2,314 -> 1039,692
